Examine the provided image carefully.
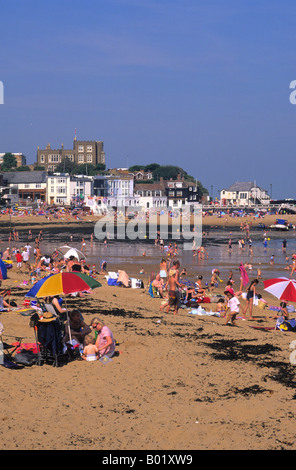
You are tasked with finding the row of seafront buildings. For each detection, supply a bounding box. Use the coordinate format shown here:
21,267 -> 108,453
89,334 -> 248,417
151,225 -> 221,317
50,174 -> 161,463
0,170 -> 201,213
0,136 -> 272,211
0,170 -> 272,212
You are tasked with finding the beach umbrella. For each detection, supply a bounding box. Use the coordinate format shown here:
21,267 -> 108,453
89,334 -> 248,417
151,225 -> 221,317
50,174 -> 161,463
0,258 -> 7,280
57,246 -> 86,261
263,277 -> 296,302
25,272 -> 102,343
25,272 -> 101,298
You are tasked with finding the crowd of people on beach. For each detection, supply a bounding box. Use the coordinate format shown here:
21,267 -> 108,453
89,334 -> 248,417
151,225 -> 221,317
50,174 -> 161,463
1,219 -> 296,368
149,229 -> 296,328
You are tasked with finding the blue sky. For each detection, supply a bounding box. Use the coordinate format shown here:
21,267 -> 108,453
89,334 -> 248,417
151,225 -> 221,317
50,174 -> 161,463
1,0 -> 296,198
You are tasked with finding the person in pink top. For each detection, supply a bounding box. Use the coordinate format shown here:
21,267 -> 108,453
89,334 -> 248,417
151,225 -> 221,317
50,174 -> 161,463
90,317 -> 116,358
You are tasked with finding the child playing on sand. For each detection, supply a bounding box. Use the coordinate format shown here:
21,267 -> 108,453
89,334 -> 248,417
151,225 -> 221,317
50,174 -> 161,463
224,290 -> 241,326
215,298 -> 226,317
81,335 -> 98,361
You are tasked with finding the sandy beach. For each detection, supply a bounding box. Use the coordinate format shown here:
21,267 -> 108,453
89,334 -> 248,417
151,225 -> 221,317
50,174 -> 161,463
1,226 -> 296,452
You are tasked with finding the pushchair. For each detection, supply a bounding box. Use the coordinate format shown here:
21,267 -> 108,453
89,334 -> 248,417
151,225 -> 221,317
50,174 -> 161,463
30,311 -> 65,367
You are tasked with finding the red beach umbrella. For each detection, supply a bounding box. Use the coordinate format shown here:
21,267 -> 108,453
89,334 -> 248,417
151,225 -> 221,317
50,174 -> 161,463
263,277 -> 296,302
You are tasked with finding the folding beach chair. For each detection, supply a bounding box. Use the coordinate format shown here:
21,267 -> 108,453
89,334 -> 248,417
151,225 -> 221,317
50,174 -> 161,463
0,334 -> 24,361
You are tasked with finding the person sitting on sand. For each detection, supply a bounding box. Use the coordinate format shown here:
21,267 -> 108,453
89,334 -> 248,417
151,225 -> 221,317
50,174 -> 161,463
63,309 -> 92,346
271,301 -> 289,321
90,317 -> 116,358
153,274 -> 166,298
215,298 -> 226,317
47,296 -> 67,316
81,335 -> 98,361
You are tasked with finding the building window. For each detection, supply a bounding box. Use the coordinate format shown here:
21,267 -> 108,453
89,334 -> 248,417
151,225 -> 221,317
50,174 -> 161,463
40,155 -> 45,163
78,145 -> 84,152
87,145 -> 92,152
87,154 -> 92,162
78,154 -> 84,162
49,154 -> 60,163
35,184 -> 41,189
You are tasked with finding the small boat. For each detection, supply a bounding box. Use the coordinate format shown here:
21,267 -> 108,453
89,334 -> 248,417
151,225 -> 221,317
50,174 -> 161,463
269,218 -> 290,231
269,224 -> 289,231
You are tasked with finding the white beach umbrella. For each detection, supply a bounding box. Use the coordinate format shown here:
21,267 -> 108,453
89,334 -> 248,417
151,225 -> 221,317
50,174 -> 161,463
58,246 -> 86,261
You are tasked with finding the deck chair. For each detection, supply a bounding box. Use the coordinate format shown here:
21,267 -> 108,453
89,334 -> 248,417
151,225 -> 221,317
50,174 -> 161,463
0,334 -> 24,362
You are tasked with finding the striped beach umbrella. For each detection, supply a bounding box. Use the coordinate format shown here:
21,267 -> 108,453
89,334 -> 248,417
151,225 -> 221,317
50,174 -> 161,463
25,272 -> 101,298
263,277 -> 296,302
57,246 -> 86,261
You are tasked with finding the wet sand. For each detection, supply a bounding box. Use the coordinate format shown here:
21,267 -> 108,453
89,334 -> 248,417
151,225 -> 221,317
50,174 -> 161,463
1,251 -> 296,451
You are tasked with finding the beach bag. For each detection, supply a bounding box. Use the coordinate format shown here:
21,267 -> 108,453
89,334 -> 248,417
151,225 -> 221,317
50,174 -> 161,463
258,299 -> 267,310
14,349 -> 39,366
107,279 -> 121,286
276,317 -> 296,332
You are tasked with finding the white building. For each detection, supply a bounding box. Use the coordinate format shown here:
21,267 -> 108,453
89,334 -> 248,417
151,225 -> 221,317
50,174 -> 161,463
70,175 -> 93,205
134,182 -> 167,210
46,174 -> 71,205
220,182 -> 270,206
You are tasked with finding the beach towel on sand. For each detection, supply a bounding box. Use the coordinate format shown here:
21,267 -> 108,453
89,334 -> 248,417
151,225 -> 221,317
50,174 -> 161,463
239,263 -> 249,287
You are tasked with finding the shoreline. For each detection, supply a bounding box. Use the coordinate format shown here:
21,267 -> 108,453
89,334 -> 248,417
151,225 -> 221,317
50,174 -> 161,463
1,213 -> 296,230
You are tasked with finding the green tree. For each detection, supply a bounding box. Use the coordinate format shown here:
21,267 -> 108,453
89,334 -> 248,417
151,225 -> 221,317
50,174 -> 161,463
34,165 -> 45,171
2,153 -> 17,169
144,163 -> 160,172
152,165 -> 186,181
55,157 -> 78,174
17,165 -> 31,171
128,165 -> 145,172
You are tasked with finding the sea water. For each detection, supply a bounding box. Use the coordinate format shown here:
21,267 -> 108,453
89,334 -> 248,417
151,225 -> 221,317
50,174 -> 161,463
13,226 -> 296,285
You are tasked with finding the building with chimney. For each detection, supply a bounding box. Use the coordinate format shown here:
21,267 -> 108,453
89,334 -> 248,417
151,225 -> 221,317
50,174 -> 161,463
36,135 -> 105,172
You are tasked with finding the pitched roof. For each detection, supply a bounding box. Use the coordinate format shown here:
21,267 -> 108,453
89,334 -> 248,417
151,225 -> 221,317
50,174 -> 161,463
134,182 -> 165,191
3,171 -> 47,184
227,182 -> 255,192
